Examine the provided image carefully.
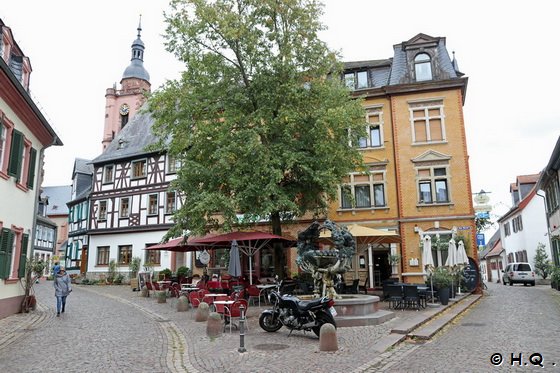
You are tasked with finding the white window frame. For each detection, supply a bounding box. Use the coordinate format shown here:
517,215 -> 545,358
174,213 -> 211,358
409,101 -> 446,144
358,107 -> 384,149
103,164 -> 114,184
166,155 -> 180,174
165,191 -> 176,214
98,200 -> 108,220
120,197 -> 130,218
131,159 -> 147,179
339,170 -> 387,210
416,166 -> 450,205
414,53 -> 433,81
147,194 -> 158,215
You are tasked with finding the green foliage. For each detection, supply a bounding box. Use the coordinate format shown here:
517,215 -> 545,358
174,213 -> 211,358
148,0 -> 366,237
176,266 -> 191,278
114,274 -> 124,284
533,243 -> 552,279
550,266 -> 560,284
129,256 -> 142,277
160,268 -> 173,279
432,267 -> 452,288
475,216 -> 494,233
107,259 -> 117,283
388,254 -> 401,265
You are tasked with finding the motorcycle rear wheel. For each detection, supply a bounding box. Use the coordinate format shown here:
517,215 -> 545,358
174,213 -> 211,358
259,313 -> 283,332
312,311 -> 336,337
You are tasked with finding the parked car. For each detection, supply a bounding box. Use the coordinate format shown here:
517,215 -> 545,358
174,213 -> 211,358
502,263 -> 536,286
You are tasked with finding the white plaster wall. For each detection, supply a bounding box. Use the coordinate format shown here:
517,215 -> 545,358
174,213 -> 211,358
87,231 -> 190,275
501,194 -> 551,277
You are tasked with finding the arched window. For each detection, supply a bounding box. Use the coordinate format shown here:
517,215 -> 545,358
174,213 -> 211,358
414,53 -> 432,81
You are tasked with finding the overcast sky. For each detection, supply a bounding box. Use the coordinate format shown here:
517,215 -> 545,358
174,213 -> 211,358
3,1 -> 559,237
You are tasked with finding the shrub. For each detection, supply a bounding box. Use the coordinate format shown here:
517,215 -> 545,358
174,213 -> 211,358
160,268 -> 172,279
176,266 -> 190,278
432,267 -> 452,289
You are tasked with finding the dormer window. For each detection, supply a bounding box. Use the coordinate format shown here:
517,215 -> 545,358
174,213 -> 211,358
414,53 -> 432,81
344,70 -> 369,90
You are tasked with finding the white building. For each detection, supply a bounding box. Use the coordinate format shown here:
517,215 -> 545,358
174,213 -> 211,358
498,174 -> 552,277
0,19 -> 62,318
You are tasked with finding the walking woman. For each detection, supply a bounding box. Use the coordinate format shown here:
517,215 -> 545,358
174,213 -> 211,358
53,267 -> 72,316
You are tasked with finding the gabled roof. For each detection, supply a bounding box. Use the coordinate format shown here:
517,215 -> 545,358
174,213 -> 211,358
498,188 -> 537,222
91,107 -> 160,165
72,158 -> 93,177
41,185 -> 72,216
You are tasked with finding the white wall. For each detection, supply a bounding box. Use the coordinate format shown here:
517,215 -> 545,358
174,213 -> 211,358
501,194 -> 552,277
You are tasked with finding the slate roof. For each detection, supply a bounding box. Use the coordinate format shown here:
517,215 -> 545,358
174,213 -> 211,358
41,185 -> 72,215
91,107 -> 160,165
343,33 -> 461,89
72,158 -> 93,176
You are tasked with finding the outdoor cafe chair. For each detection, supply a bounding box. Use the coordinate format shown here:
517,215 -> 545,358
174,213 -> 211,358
387,284 -> 404,310
247,284 -> 264,307
224,299 -> 249,333
402,285 -> 421,310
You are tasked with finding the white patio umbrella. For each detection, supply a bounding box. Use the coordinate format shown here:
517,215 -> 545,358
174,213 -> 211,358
455,240 -> 469,294
445,240 -> 458,299
422,235 -> 437,306
228,240 -> 242,278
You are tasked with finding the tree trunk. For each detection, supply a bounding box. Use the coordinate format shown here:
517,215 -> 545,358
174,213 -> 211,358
271,211 -> 285,279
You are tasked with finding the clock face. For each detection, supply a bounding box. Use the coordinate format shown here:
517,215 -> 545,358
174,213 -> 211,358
119,104 -> 130,116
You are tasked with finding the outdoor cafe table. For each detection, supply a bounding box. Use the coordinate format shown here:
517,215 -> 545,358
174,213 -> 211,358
202,293 -> 228,311
180,285 -> 199,296
213,300 -> 236,331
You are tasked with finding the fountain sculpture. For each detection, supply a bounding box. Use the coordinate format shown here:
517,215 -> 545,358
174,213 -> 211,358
296,220 -> 355,299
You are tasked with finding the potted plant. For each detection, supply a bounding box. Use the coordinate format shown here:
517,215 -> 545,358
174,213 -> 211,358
21,257 -> 47,313
432,267 -> 452,305
160,268 -> 172,280
388,254 -> 401,278
176,266 -> 190,282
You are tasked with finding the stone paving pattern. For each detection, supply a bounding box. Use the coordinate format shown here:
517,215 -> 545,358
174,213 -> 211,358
360,282 -> 560,373
2,280 -> 555,372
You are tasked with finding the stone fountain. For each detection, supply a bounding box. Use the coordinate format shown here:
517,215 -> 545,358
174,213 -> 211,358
296,220 -> 394,326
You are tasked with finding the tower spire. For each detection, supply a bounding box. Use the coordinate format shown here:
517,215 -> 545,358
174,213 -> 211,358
121,15 -> 150,83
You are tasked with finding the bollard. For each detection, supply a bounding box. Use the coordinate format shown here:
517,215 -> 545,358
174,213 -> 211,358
238,304 -> 246,353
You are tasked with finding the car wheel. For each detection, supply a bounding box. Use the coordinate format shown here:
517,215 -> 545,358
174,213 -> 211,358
509,281 -> 513,286
502,279 -> 507,285
531,281 -> 535,286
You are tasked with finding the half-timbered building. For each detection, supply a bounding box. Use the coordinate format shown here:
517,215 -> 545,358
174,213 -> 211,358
87,110 -> 187,279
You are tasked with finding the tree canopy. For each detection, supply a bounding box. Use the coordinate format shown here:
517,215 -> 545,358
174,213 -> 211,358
148,0 -> 366,237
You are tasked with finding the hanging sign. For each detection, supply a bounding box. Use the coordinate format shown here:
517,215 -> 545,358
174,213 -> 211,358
199,250 -> 210,265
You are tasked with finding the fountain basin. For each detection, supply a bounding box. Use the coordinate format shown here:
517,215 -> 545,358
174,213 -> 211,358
333,294 -> 394,327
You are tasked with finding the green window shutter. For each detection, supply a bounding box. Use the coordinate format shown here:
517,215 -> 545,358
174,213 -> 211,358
18,233 -> 29,278
8,130 -> 23,178
26,148 -> 37,189
0,228 -> 15,279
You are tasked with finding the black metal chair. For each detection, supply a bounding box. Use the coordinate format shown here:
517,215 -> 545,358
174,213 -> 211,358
387,284 -> 404,310
403,285 -> 421,310
359,277 -> 369,294
345,279 -> 360,294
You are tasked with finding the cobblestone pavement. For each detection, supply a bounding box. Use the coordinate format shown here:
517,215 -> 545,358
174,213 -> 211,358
361,282 -> 560,372
0,281 -> 479,373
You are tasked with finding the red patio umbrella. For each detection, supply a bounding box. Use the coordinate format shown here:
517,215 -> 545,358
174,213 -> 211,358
193,231 -> 296,285
144,236 -> 210,252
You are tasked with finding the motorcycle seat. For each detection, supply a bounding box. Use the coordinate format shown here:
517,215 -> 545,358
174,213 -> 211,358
297,298 -> 325,311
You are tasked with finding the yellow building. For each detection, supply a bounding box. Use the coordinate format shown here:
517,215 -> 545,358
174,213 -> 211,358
330,34 -> 476,286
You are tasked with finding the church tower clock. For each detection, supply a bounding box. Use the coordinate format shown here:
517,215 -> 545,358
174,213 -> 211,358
101,17 -> 151,151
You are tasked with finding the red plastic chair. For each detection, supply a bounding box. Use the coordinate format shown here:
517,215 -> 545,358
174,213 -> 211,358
188,291 -> 201,308
224,299 -> 249,333
247,284 -> 263,307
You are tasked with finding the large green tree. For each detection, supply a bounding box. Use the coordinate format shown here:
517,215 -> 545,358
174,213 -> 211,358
149,0 -> 366,249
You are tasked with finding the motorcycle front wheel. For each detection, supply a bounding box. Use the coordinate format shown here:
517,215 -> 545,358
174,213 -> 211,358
312,310 -> 336,337
259,312 -> 282,332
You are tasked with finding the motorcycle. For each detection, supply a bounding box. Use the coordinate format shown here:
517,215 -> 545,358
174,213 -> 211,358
258,282 -> 337,337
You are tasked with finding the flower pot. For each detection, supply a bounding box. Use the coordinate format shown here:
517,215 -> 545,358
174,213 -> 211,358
156,290 -> 167,303
438,287 -> 450,305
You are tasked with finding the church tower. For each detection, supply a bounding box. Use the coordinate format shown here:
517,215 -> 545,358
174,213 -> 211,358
101,17 -> 151,150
